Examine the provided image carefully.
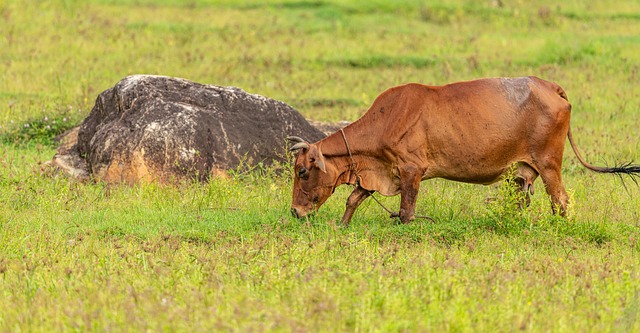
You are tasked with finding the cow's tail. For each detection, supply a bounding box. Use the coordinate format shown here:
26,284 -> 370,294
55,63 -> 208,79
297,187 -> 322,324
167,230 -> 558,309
567,127 -> 640,184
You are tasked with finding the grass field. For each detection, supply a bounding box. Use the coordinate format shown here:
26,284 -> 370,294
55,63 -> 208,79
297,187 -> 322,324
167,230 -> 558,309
1,0 -> 640,331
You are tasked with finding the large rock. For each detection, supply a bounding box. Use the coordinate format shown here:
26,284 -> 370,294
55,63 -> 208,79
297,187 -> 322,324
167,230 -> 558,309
53,75 -> 326,183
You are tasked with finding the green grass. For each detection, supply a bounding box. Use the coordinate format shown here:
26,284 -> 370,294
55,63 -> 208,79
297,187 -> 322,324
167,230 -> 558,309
1,0 -> 640,331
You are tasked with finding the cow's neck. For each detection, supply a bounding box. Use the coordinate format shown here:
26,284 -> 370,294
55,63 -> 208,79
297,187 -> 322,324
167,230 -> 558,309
317,125 -> 372,187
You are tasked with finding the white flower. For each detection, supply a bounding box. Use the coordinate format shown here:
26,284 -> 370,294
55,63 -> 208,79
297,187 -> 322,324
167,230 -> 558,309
24,123 -> 30,128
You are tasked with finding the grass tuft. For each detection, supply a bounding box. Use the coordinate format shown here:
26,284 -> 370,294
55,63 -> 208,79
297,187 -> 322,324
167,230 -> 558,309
1,114 -> 79,146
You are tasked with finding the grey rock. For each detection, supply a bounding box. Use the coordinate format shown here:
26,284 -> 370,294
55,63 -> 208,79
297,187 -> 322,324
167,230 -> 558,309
53,75 -> 325,183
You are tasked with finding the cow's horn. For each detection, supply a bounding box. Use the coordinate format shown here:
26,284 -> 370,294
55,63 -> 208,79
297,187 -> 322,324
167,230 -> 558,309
289,142 -> 309,151
286,136 -> 307,144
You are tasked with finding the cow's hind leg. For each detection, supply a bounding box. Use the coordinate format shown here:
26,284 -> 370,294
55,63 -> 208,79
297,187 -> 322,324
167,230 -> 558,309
538,164 -> 569,216
398,164 -> 423,224
340,186 -> 372,226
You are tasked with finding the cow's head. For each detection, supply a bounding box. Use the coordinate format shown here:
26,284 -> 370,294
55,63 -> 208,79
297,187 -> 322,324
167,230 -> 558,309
287,136 -> 336,219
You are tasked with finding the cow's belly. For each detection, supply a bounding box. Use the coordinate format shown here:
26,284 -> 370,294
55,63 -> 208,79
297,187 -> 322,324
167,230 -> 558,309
423,148 -> 524,185
437,167 -> 507,185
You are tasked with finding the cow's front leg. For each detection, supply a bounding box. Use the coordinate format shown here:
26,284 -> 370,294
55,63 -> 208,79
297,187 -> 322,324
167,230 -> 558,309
340,186 -> 372,226
398,165 -> 423,224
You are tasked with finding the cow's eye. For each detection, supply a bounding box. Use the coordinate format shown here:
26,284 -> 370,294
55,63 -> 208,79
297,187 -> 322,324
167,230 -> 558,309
313,195 -> 319,203
298,167 -> 308,179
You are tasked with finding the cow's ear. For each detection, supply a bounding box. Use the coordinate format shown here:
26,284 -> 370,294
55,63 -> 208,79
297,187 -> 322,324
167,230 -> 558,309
315,153 -> 326,173
309,145 -> 327,173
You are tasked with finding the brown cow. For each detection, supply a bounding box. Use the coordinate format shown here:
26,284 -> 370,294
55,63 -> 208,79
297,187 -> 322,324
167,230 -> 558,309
288,76 -> 640,225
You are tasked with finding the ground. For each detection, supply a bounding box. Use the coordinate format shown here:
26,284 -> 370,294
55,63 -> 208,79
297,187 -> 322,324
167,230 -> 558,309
1,1 -> 639,331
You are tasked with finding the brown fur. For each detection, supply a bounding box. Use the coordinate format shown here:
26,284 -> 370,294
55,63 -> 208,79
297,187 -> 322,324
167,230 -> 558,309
289,76 -> 636,225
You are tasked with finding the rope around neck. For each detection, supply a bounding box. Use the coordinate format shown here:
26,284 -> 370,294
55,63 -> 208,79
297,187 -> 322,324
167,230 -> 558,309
339,128 -> 359,185
339,128 -> 435,222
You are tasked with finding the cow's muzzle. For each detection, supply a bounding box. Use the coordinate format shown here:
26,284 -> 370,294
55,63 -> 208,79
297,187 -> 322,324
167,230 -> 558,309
290,206 -> 310,219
